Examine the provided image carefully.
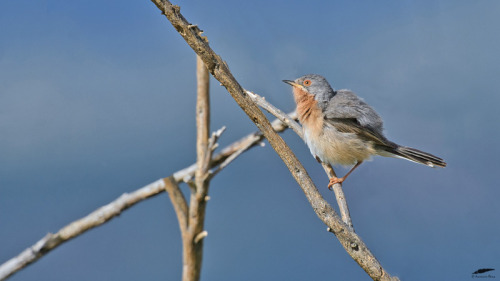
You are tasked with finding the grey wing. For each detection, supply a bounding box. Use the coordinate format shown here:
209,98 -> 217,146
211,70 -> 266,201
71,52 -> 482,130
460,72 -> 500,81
324,90 -> 384,132
323,90 -> 393,148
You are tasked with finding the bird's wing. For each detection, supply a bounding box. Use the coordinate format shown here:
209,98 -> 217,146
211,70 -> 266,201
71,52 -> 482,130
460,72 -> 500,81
324,117 -> 394,148
323,90 -> 393,147
324,90 -> 383,128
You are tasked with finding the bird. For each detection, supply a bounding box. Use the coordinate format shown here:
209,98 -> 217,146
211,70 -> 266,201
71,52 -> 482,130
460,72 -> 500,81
283,74 -> 446,188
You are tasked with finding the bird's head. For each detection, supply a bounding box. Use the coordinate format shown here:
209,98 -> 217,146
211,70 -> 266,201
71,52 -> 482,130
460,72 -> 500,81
283,74 -> 336,103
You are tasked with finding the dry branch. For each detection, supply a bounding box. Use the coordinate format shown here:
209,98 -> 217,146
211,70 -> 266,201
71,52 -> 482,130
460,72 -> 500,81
0,179 -> 167,281
165,176 -> 188,239
151,1 -> 398,280
195,55 -> 211,180
181,55 -> 212,281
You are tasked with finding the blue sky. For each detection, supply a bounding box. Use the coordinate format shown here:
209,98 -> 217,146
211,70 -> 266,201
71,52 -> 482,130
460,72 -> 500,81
1,1 -> 499,280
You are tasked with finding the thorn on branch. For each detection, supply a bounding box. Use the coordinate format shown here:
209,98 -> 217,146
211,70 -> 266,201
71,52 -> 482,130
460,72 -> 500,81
194,231 -> 208,244
187,24 -> 207,42
208,126 -> 226,152
214,126 -> 226,138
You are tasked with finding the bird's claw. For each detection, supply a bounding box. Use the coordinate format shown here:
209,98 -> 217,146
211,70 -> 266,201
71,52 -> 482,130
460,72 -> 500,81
328,177 -> 344,190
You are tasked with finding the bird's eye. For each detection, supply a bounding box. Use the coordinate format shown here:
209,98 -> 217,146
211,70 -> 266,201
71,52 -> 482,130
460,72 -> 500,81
303,80 -> 312,86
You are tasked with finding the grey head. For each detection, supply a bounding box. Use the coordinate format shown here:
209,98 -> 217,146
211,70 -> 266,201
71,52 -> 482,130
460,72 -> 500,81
283,74 -> 336,107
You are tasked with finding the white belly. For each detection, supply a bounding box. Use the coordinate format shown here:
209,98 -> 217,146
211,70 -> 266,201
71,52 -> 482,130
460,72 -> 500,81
303,126 -> 375,166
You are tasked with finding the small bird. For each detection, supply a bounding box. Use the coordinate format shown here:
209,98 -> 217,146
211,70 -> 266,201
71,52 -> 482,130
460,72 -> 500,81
283,74 -> 446,188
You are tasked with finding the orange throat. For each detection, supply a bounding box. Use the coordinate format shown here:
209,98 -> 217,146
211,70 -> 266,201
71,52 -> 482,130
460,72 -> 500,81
293,86 -> 323,134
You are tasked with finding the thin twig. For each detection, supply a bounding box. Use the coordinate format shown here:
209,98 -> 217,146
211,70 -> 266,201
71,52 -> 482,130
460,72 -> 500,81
164,176 -> 188,236
245,90 -> 303,137
323,163 -> 353,230
0,179 -> 167,281
151,1 -> 398,280
208,134 -> 256,179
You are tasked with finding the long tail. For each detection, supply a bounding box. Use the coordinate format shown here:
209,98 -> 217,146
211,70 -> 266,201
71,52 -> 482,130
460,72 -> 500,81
383,145 -> 447,168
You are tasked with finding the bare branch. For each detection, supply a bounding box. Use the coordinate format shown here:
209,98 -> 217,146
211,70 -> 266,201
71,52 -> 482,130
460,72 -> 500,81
208,134 -> 255,179
323,163 -> 353,230
178,55 -> 213,281
212,113 -> 295,179
245,90 -> 303,137
164,176 -> 188,234
195,55 -> 211,181
151,1 -> 398,280
0,179 -> 167,281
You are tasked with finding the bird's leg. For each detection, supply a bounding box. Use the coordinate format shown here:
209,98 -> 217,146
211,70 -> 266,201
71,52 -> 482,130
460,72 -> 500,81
328,161 -> 363,189
315,156 -> 322,164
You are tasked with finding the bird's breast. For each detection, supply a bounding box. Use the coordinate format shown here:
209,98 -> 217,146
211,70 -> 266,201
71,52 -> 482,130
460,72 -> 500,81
293,87 -> 324,136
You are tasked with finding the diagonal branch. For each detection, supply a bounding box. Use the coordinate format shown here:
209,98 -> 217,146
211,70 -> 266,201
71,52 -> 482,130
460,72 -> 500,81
0,178 -> 168,281
245,91 -> 303,137
151,1 -> 398,280
324,164 -> 353,230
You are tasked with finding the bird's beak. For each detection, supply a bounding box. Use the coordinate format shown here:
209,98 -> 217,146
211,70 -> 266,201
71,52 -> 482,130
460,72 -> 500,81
283,80 -> 308,93
282,80 -> 301,88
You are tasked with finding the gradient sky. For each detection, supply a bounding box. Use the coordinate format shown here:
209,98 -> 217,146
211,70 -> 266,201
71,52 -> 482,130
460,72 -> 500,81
1,1 -> 499,280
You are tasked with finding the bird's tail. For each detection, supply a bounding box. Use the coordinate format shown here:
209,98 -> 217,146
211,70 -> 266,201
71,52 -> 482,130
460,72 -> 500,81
382,145 -> 447,168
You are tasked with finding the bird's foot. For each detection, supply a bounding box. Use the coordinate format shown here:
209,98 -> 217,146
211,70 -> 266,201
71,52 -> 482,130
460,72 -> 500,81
328,177 -> 344,189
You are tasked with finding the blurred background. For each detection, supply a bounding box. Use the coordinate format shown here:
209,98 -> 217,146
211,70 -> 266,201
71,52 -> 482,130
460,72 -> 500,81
1,0 -> 499,280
